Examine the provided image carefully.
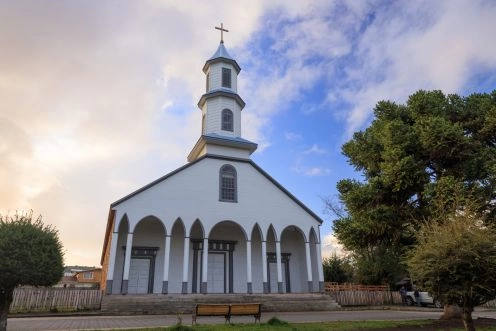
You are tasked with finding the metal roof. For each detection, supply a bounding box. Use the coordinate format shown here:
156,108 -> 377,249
203,42 -> 241,73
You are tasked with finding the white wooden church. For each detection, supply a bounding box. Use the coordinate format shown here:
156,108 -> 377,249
100,26 -> 325,296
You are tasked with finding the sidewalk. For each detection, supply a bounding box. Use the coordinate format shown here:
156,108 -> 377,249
7,307 -> 496,331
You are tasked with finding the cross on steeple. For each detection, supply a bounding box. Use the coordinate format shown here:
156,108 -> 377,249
215,23 -> 229,43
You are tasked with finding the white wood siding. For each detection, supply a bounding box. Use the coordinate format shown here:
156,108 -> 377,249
110,158 -> 321,294
114,158 -> 320,235
207,62 -> 237,92
203,97 -> 241,137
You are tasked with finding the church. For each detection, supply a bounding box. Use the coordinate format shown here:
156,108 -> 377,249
100,26 -> 325,296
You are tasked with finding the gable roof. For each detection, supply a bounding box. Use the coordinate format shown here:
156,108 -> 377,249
101,154 -> 323,265
110,154 -> 323,224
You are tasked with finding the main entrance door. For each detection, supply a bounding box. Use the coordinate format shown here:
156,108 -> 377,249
207,253 -> 226,293
191,239 -> 236,294
128,258 -> 150,294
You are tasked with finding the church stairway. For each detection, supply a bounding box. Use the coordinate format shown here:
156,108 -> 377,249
101,293 -> 340,315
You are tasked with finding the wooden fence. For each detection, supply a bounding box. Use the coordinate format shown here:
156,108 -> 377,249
325,282 -> 496,308
325,282 -> 402,306
10,288 -> 102,313
482,300 -> 496,309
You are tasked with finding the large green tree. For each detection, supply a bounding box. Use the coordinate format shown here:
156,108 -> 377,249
332,90 -> 496,284
0,212 -> 64,331
322,254 -> 353,283
406,199 -> 496,331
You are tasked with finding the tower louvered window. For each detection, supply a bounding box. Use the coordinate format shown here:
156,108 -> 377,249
222,68 -> 231,88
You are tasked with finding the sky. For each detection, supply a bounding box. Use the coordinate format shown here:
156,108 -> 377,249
1,0 -> 496,267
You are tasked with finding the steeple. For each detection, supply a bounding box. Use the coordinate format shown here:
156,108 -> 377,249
188,25 -> 257,162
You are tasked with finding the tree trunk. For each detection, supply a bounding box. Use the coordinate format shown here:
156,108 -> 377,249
461,306 -> 475,331
0,288 -> 13,331
441,304 -> 462,320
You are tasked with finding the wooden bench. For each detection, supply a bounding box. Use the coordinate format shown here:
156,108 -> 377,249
192,303 -> 261,325
192,304 -> 230,325
227,303 -> 261,324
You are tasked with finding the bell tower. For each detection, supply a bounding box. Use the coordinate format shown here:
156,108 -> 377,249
188,24 -> 257,162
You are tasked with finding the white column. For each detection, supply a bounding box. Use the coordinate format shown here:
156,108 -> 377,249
182,236 -> 190,294
305,241 -> 313,292
122,232 -> 134,294
105,231 -> 119,294
162,234 -> 171,294
201,237 -> 209,293
316,242 -> 325,292
261,240 -> 268,293
246,240 -> 252,293
275,240 -> 283,293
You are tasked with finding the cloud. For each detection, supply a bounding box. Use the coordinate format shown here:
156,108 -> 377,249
304,144 -> 328,155
0,0 -> 269,265
332,0 -> 496,136
321,232 -> 347,258
304,167 -> 331,177
1,0 -> 494,267
284,131 -> 303,141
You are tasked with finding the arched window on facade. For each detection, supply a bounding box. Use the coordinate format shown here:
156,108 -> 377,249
219,164 -> 237,202
221,109 -> 233,132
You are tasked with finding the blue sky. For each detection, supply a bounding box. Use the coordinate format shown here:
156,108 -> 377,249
1,0 -> 495,266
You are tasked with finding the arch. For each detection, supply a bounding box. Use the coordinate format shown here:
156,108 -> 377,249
207,220 -> 248,293
111,215 -> 130,293
208,220 -> 248,241
281,225 -> 307,243
190,218 -> 205,239
171,217 -> 186,235
309,226 -> 318,244
168,217 -> 186,293
132,215 -> 166,234
126,215 -> 165,294
219,164 -> 237,202
251,223 -> 264,242
266,224 -> 278,242
117,214 -> 129,233
221,108 -> 233,131
280,225 -> 307,293
309,226 -> 319,292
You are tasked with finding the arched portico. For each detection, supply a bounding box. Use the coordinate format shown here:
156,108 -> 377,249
250,223 -> 264,293
121,216 -> 165,294
280,225 -> 306,293
266,225 -> 286,293
105,214 -> 129,294
195,220 -> 247,293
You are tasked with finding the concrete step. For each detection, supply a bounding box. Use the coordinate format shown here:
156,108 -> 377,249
101,293 -> 340,315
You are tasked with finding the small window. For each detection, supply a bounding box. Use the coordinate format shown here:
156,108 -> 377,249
83,272 -> 94,279
206,72 -> 210,92
222,68 -> 231,88
219,164 -> 237,202
221,109 -> 233,131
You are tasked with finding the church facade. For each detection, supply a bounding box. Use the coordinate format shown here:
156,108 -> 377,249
100,33 -> 325,295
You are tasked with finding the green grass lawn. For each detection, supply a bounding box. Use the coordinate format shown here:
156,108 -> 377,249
90,317 -> 496,331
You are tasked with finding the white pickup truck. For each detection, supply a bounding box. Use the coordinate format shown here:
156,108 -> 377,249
405,291 -> 443,308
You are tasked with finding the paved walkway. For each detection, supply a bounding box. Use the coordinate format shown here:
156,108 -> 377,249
7,308 -> 496,331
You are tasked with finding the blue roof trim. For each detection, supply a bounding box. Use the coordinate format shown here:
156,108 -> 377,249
110,154 -> 324,225
187,134 -> 257,162
204,133 -> 257,145
198,90 -> 245,109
